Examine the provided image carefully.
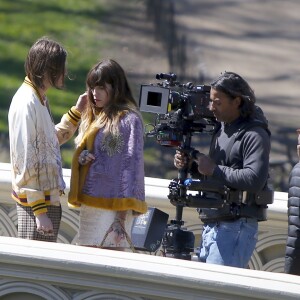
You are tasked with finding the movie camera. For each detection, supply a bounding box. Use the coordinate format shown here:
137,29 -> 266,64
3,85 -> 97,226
139,73 -> 225,259
139,72 -> 216,147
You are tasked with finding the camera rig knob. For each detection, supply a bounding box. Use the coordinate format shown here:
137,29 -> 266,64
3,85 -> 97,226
156,73 -> 177,81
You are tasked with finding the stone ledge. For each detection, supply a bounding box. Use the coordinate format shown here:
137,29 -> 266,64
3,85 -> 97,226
0,236 -> 300,300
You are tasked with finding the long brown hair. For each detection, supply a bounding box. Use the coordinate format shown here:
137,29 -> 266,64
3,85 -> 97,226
25,36 -> 67,89
211,71 -> 256,119
75,59 -> 141,145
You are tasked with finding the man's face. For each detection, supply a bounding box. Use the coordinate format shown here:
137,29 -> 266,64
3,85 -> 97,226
209,88 -> 240,123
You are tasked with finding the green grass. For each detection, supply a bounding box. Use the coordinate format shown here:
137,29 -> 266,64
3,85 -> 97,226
0,0 -> 112,122
0,0 -> 166,175
0,0 -> 134,167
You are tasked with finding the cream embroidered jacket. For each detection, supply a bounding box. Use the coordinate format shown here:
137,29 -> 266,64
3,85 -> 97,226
8,77 -> 81,215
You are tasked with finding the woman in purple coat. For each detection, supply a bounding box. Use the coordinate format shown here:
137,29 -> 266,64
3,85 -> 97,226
68,59 -> 147,251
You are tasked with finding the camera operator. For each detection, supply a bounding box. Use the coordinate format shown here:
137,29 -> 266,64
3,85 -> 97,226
174,71 -> 271,268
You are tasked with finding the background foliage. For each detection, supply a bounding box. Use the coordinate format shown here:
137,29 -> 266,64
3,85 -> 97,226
1,0 -> 298,191
0,0 -> 194,179
0,0 -> 109,163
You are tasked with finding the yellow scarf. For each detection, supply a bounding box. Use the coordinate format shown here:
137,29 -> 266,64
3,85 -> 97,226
68,126 -> 99,208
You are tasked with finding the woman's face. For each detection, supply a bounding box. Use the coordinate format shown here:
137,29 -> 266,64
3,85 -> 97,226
92,83 -> 112,108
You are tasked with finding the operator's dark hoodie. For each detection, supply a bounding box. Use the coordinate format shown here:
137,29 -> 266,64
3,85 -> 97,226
194,106 -> 271,221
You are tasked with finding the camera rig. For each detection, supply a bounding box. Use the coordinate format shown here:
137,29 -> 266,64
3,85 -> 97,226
139,72 -> 216,147
139,73 -> 273,260
139,73 -> 220,259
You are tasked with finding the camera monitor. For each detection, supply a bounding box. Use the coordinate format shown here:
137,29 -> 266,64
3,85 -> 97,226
139,85 -> 170,114
131,207 -> 169,252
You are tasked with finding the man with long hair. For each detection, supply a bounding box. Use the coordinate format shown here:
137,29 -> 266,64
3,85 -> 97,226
8,36 -> 86,242
174,72 -> 272,267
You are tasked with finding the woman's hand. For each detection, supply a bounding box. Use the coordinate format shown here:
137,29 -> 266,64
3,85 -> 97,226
78,150 -> 95,165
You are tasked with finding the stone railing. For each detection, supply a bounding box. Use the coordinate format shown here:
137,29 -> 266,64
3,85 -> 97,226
1,235 -> 300,300
0,162 -> 289,272
1,162 -> 299,300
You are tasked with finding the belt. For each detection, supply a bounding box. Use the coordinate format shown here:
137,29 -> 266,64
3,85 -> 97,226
199,204 -> 268,222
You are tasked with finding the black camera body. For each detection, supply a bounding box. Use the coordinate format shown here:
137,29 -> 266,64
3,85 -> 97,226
139,73 -> 216,147
138,74 -> 225,207
162,224 -> 195,260
139,73 -> 221,259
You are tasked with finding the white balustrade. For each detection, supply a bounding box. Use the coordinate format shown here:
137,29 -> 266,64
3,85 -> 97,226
0,162 -> 299,300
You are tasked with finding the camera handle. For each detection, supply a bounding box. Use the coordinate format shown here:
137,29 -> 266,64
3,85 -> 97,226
162,132 -> 196,260
175,132 -> 193,224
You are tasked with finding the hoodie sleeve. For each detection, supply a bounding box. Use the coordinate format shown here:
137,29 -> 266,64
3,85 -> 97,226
212,125 -> 271,192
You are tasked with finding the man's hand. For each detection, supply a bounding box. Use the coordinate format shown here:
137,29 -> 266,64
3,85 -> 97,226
196,154 -> 216,176
174,150 -> 192,169
35,213 -> 54,236
75,92 -> 88,113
